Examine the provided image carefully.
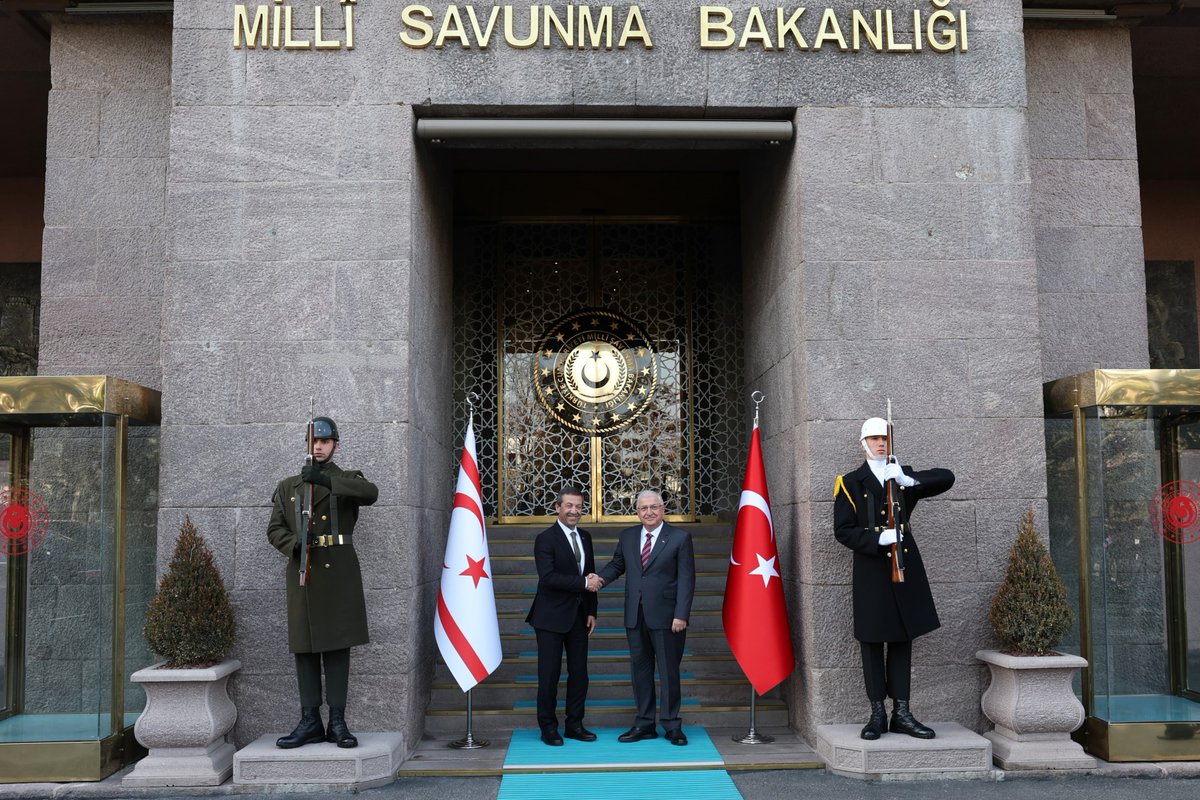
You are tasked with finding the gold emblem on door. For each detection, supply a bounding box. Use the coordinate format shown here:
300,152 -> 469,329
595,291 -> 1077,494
534,308 -> 657,434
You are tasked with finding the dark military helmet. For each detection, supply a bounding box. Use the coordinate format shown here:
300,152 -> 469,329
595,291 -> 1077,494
312,416 -> 339,441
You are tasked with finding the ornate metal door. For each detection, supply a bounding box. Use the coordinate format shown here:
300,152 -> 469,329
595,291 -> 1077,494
453,221 -> 742,523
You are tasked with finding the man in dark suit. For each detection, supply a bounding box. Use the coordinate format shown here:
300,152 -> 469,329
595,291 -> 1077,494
834,416 -> 954,741
526,485 -> 599,746
594,489 -> 695,746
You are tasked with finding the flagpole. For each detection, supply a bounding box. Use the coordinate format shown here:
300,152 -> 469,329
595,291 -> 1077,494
447,392 -> 490,750
732,390 -> 775,745
733,686 -> 774,744
449,688 -> 489,749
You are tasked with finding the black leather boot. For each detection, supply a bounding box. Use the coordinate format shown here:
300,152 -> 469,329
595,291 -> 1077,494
327,706 -> 358,748
860,700 -> 888,740
890,700 -> 936,739
276,707 -> 325,748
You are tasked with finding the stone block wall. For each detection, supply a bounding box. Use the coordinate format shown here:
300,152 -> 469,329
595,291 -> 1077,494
739,1 -> 1045,738
25,0 -> 1104,747
166,3 -> 453,749
1025,26 -> 1149,381
41,18 -> 171,388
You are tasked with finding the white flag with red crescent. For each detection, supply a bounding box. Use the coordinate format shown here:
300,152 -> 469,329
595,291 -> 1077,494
434,420 -> 502,692
722,424 -> 795,694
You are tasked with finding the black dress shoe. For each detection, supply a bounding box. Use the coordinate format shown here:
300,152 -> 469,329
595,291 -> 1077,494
541,729 -> 564,746
890,700 -> 936,739
860,700 -> 888,741
564,726 -> 597,742
276,707 -> 325,749
665,729 -> 688,746
617,726 -> 658,743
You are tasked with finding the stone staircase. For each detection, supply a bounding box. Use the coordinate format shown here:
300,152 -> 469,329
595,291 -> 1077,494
424,523 -> 789,735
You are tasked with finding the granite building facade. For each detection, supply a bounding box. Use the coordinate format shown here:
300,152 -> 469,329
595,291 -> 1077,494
1,0 -> 1198,764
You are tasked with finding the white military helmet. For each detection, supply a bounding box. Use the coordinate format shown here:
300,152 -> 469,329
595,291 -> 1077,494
860,417 -> 888,441
860,417 -> 888,460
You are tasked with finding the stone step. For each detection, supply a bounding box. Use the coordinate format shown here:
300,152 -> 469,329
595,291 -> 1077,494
488,554 -> 735,572
427,689 -> 773,713
813,722 -> 993,780
497,626 -> 727,640
495,607 -> 722,620
492,590 -> 728,614
490,573 -> 731,593
427,683 -> 773,710
422,704 -> 789,734
484,528 -> 733,557
233,732 -> 404,790
433,654 -> 748,683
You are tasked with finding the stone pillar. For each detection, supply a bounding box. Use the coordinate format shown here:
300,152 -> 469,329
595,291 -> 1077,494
739,2 -> 1045,740
164,4 -> 453,749
40,17 -> 171,387
1025,26 -> 1149,380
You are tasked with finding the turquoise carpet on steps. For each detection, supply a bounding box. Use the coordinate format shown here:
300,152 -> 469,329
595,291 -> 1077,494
503,726 -> 723,770
497,769 -> 743,799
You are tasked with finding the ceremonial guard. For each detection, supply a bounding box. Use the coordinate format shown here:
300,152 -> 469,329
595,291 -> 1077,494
834,415 -> 953,741
268,416 -> 378,749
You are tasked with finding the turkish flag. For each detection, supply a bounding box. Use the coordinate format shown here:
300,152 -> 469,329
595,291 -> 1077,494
434,420 -> 503,692
722,425 -> 795,695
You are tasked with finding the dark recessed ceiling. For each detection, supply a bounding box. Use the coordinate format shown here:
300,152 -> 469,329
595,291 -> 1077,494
0,4 -> 52,179
1132,14 -> 1200,180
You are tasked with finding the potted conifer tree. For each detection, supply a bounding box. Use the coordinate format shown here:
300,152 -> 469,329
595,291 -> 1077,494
976,509 -> 1096,769
125,517 -> 240,787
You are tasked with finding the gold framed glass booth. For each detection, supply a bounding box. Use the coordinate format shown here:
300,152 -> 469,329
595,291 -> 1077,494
0,376 -> 160,781
1045,369 -> 1200,761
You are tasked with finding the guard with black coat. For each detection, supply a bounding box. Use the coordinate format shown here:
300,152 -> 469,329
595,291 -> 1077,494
267,416 -> 378,749
834,416 -> 954,741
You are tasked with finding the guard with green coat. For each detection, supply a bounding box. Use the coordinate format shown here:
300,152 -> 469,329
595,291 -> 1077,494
267,415 -> 378,749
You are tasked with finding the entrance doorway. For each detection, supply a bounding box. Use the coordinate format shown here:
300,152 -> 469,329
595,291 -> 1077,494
451,162 -> 745,523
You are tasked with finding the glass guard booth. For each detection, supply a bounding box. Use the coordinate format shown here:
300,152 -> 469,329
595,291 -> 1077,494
1046,369 -> 1200,762
0,377 -> 160,781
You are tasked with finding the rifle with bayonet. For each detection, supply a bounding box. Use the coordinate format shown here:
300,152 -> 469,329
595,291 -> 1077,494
885,399 -> 906,584
299,399 -> 315,587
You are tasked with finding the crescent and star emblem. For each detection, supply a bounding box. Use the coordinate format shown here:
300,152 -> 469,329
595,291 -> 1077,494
581,351 -> 610,389
533,309 -> 657,435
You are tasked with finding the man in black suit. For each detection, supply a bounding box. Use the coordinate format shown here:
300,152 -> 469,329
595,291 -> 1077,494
834,417 -> 954,741
594,489 -> 695,746
526,485 -> 599,746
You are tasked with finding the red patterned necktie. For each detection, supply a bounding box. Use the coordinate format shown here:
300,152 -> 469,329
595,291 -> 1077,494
641,532 -> 652,569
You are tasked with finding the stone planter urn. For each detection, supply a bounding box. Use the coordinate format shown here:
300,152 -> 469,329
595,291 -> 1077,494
976,650 -> 1096,769
124,659 -> 241,786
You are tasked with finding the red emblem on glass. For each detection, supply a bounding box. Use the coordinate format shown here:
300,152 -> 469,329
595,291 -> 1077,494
1151,481 -> 1200,545
1,488 -> 50,556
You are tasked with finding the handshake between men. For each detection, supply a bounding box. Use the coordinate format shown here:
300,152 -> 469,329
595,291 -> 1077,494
584,573 -> 604,592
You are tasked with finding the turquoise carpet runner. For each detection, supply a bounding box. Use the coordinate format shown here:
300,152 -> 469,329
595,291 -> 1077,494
497,769 -> 743,799
503,726 -> 722,770
498,727 -> 743,799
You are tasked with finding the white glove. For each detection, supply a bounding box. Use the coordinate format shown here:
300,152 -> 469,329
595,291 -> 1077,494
878,528 -> 899,546
883,462 -> 916,487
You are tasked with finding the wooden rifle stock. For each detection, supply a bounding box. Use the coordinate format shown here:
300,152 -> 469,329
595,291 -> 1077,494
886,417 -> 906,584
300,415 -> 315,587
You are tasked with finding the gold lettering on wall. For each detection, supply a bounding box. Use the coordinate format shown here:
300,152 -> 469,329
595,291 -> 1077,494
233,1 -> 970,54
234,0 -> 357,50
